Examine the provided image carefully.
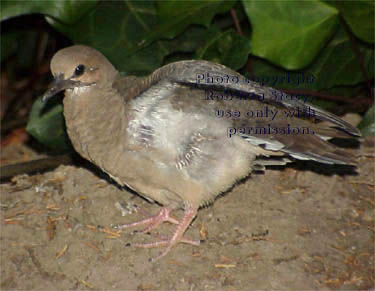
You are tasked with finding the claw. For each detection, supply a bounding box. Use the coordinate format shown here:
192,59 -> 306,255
115,205 -> 199,261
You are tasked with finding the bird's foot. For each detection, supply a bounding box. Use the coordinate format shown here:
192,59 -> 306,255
113,207 -> 179,233
115,205 -> 199,261
137,205 -> 199,262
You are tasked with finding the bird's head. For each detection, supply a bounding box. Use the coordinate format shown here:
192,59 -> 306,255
43,45 -> 118,102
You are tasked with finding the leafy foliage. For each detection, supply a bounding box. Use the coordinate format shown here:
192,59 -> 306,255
26,97 -> 71,151
1,0 -> 373,149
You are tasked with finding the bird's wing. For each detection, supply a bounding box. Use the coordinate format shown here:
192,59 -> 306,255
132,60 -> 360,137
122,73 -> 356,166
114,60 -> 359,165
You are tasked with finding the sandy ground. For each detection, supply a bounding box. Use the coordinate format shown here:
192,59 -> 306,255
1,138 -> 374,290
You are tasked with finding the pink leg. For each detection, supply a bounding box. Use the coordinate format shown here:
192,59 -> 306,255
114,207 -> 179,233
135,205 -> 199,262
114,204 -> 199,261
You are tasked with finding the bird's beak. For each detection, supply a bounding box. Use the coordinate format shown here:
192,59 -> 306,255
42,74 -> 80,102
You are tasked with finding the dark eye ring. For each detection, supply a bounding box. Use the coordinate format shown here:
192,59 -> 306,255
74,64 -> 85,76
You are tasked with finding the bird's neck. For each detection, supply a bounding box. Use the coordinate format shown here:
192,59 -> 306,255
63,85 -> 128,167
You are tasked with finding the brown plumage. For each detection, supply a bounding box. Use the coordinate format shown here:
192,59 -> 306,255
43,45 -> 360,261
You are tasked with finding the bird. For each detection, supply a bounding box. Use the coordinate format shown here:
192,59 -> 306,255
42,45 -> 360,261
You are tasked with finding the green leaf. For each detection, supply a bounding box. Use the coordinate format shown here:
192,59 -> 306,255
0,0 -> 98,23
156,0 -> 235,39
48,1 -> 165,75
195,28 -> 251,70
305,26 -> 374,90
358,105 -> 375,136
46,1 -> 237,75
26,97 -> 72,151
250,24 -> 374,92
242,0 -> 339,69
162,25 -> 211,64
326,0 -> 374,43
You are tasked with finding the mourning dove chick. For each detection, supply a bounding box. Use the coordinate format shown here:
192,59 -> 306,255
43,45 -> 360,261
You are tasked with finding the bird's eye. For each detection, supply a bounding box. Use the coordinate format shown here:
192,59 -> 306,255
74,64 -> 85,77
